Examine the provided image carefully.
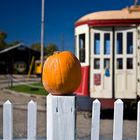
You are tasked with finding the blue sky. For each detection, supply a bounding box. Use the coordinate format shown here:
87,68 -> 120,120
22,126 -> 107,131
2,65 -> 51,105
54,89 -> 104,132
0,0 -> 136,52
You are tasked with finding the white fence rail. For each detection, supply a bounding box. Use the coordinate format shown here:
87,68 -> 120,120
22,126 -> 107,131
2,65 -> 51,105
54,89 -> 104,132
1,95 -> 140,140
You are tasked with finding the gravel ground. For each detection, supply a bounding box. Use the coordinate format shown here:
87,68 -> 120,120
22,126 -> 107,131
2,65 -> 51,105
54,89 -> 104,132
0,88 -> 137,140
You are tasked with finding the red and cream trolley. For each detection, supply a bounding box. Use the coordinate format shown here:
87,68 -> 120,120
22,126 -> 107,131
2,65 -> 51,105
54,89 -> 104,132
75,4 -> 140,106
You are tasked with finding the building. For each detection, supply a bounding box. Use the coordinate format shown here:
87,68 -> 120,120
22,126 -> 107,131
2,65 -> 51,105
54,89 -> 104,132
0,43 -> 40,74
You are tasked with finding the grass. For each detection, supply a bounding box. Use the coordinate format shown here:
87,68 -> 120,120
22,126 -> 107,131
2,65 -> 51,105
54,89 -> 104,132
9,82 -> 48,96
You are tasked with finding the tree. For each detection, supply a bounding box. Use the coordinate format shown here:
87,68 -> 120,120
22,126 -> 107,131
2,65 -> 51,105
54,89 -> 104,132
31,42 -> 58,56
0,32 -> 7,50
8,41 -> 21,47
0,32 -> 21,50
45,43 -> 58,56
31,43 -> 41,52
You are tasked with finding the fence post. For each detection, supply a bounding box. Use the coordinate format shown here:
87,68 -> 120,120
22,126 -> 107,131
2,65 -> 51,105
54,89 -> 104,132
113,99 -> 123,140
91,99 -> 101,140
27,100 -> 37,140
47,94 -> 75,140
137,101 -> 140,140
3,100 -> 13,140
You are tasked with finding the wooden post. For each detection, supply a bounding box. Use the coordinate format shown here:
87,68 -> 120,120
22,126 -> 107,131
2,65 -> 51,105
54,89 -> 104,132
47,94 -> 75,140
113,99 -> 123,140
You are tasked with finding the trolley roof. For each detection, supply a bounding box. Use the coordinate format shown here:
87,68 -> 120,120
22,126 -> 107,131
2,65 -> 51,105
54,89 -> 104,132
75,5 -> 140,27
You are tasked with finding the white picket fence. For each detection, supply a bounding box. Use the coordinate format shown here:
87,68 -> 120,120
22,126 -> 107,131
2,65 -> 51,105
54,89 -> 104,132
2,95 -> 140,140
3,100 -> 37,140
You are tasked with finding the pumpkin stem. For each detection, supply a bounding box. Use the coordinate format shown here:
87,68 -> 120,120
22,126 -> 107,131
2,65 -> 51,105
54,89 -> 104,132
53,51 -> 61,54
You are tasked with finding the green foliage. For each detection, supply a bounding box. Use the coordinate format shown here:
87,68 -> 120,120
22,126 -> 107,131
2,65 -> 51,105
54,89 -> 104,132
8,41 -> 21,47
0,32 -> 7,41
0,31 -> 58,56
31,43 -> 41,52
0,32 -> 7,50
45,43 -> 58,56
31,42 -> 58,56
0,31 -> 21,51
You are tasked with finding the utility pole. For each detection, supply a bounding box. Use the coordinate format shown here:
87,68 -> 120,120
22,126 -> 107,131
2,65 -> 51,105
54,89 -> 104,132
41,0 -> 45,69
134,0 -> 138,6
61,33 -> 64,51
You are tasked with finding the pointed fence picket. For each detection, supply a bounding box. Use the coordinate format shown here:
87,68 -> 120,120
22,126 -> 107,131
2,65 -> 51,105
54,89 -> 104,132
3,100 -> 37,140
1,97 -> 140,140
137,101 -> 140,140
27,100 -> 37,140
91,99 -> 100,140
3,100 -> 13,140
113,99 -> 123,140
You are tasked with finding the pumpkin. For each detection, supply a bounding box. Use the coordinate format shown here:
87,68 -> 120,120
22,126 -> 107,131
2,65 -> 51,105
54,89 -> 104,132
42,51 -> 82,95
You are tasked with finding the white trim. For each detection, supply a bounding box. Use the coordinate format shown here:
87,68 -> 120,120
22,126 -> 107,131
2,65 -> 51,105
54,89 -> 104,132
75,24 -> 89,66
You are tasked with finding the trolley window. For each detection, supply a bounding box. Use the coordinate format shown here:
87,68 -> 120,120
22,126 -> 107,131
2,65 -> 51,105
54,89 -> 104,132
104,33 -> 110,55
127,32 -> 133,54
104,59 -> 110,69
94,33 -> 100,54
127,58 -> 133,69
75,35 -> 77,56
94,59 -> 100,69
117,33 -> 123,54
117,58 -> 123,69
79,34 -> 85,62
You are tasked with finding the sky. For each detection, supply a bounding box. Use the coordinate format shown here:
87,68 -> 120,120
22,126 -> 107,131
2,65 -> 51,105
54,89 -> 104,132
0,0 -> 136,52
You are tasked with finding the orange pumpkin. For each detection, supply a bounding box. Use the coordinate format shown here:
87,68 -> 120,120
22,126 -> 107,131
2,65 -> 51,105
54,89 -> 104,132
42,51 -> 82,95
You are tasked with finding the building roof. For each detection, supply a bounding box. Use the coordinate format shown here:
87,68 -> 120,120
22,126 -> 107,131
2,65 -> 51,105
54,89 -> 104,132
75,5 -> 140,26
0,43 -> 30,54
